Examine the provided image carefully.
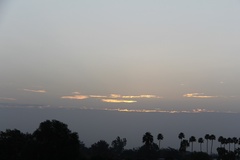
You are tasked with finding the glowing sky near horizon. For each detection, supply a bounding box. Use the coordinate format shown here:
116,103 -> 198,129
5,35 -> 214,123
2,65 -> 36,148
1,0 -> 240,112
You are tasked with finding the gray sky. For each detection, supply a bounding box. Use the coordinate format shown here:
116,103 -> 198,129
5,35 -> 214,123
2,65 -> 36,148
0,0 -> 240,151
1,0 -> 240,112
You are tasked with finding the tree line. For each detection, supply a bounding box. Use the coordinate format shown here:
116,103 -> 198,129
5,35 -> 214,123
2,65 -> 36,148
0,119 -> 239,160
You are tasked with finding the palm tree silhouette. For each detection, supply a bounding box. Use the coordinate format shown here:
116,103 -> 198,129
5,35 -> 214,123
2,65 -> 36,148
198,137 -> 204,152
142,132 -> 153,146
209,134 -> 216,155
233,137 -> 238,151
179,139 -> 189,152
227,137 -> 233,151
218,136 -> 224,148
189,136 -> 196,152
222,137 -> 227,149
157,133 -> 163,149
178,132 -> 185,142
205,134 -> 210,154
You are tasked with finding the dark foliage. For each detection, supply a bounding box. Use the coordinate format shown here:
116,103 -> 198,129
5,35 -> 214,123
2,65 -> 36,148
1,119 -> 240,160
0,129 -> 31,160
32,120 -> 80,160
185,152 -> 211,160
217,147 -> 236,160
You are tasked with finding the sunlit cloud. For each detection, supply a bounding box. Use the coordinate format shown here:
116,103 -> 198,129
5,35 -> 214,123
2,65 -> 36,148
108,94 -> 162,99
104,108 -> 160,113
89,95 -> 107,98
72,92 -> 81,94
192,108 -> 215,113
23,89 -> 46,93
0,97 -> 16,101
122,95 -> 162,99
102,99 -> 137,103
183,93 -> 217,98
103,108 -> 217,113
61,95 -> 88,100
110,94 -> 122,98
61,93 -> 162,102
0,103 -> 235,114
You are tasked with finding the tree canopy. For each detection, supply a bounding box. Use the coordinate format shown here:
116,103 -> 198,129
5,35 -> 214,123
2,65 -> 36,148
33,120 -> 80,160
0,119 -> 240,160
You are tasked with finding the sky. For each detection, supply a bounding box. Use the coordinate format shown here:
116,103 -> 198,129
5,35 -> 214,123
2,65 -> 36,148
1,0 -> 240,151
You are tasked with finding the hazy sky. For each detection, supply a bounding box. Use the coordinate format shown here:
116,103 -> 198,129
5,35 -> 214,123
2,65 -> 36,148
1,0 -> 240,151
1,0 -> 240,112
0,0 -> 240,112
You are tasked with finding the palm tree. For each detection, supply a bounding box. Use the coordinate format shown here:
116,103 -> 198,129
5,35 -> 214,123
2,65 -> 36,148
198,137 -> 204,152
233,137 -> 238,151
218,136 -> 224,148
179,139 -> 189,152
222,138 -> 227,149
205,134 -> 210,154
189,136 -> 196,152
157,133 -> 164,149
227,137 -> 233,151
209,134 -> 216,155
178,132 -> 185,142
142,132 -> 153,146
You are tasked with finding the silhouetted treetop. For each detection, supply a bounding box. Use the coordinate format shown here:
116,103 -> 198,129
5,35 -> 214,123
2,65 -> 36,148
33,119 -> 80,160
0,129 -> 30,160
178,132 -> 185,141
142,132 -> 153,146
91,140 -> 110,154
111,136 -> 127,153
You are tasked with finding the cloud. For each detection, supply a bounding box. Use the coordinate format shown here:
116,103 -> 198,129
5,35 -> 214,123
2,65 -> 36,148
102,99 -> 137,103
0,103 -> 231,113
108,94 -> 162,99
183,93 -> 217,98
89,95 -> 107,98
61,95 -> 88,100
72,92 -> 81,94
122,95 -> 162,99
104,108 -> 160,112
103,108 -> 217,113
23,89 -> 46,93
192,108 -> 214,113
110,94 -> 122,98
0,97 -> 16,101
61,93 -> 162,102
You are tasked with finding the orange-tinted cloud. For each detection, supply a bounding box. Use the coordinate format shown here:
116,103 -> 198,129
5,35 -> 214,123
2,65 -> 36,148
61,95 -> 88,100
110,94 -> 121,98
102,99 -> 137,103
90,95 -> 107,98
72,92 -> 81,94
183,93 -> 217,98
23,89 -> 46,93
108,94 -> 162,99
122,95 -> 162,99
